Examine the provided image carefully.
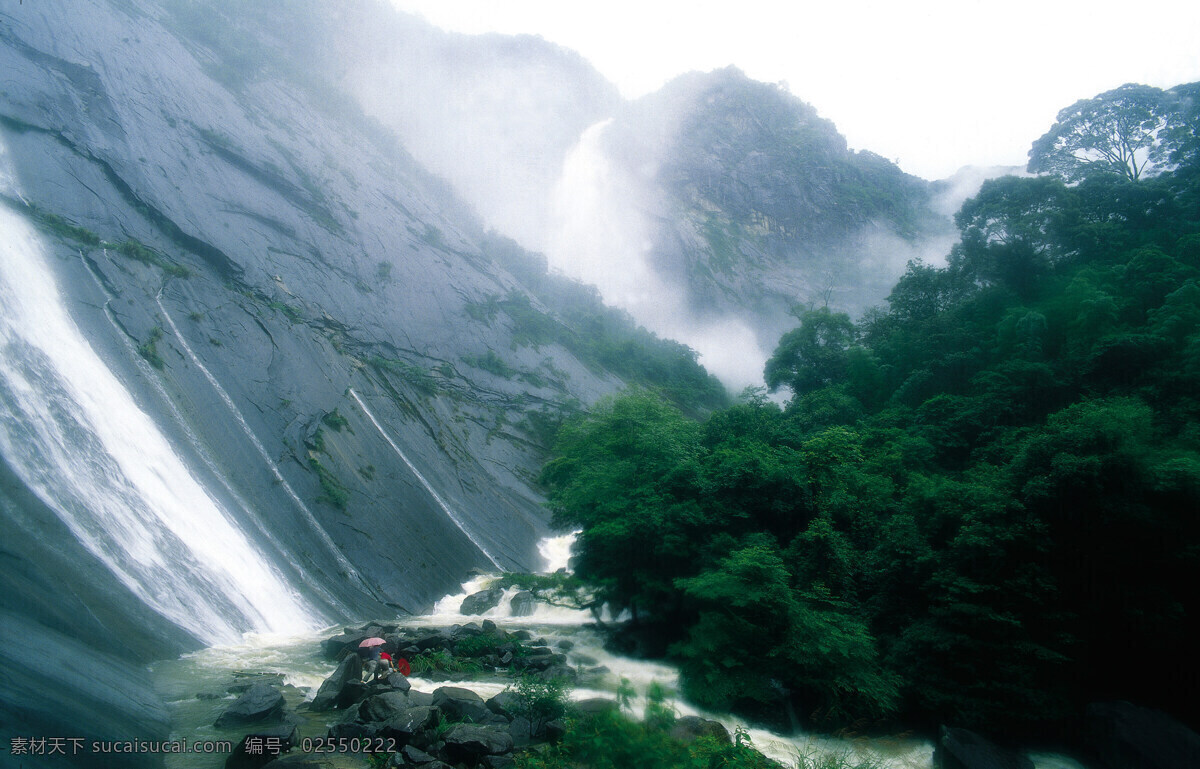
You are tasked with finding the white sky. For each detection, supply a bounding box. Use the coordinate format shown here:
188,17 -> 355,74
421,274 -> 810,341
387,0 -> 1200,180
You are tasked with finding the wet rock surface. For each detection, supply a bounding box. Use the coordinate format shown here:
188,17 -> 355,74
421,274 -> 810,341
216,683 -> 287,728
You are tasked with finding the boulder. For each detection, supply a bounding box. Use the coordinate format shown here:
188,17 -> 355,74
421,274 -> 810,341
1084,701 -> 1200,769
543,719 -> 567,741
320,626 -> 386,659
380,705 -> 441,743
669,716 -> 730,745
532,663 -> 577,683
483,755 -> 516,768
216,683 -> 286,728
382,672 -> 411,692
441,723 -> 514,762
225,725 -> 298,769
229,674 -> 286,693
461,589 -> 504,615
400,744 -> 437,764
937,727 -> 1033,769
508,717 -> 534,746
309,654 -> 362,711
359,691 -> 414,724
451,622 -> 484,637
415,631 -> 452,651
433,686 -> 496,724
327,721 -> 378,740
509,591 -> 537,617
486,690 -> 522,719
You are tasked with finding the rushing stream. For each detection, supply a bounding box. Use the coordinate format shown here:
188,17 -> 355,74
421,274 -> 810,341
150,533 -> 1095,769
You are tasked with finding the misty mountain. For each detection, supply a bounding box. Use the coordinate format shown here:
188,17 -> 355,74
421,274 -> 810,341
584,69 -> 956,377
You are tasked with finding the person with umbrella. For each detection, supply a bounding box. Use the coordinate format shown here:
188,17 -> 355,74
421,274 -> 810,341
358,637 -> 391,682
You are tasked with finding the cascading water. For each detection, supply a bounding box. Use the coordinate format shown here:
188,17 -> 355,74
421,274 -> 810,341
0,195 -> 322,644
348,387 -> 503,570
546,119 -> 772,391
155,293 -> 368,601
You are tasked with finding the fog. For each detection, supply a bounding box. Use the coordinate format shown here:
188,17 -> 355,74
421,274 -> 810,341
331,2 -> 997,392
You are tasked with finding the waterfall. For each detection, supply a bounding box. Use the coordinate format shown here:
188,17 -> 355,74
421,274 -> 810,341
348,388 -> 503,570
0,204 -> 323,645
546,119 -> 770,391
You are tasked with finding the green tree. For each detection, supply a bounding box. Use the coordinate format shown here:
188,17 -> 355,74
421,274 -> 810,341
764,307 -> 856,396
541,391 -> 706,620
1028,83 -> 1175,182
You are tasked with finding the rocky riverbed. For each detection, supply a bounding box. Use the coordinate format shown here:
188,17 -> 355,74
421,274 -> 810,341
177,618 -> 740,769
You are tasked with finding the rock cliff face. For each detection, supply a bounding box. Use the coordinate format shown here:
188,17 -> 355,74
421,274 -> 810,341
0,0 -> 668,751
600,68 -> 955,352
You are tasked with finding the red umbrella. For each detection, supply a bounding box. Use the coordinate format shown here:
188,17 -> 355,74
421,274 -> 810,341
358,637 -> 386,648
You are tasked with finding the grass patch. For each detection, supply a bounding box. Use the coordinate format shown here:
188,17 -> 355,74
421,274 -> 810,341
267,299 -> 302,323
25,204 -> 101,246
461,350 -> 516,379
321,408 -> 350,432
367,356 -> 441,395
137,327 -> 165,369
116,238 -> 191,278
307,456 -> 349,511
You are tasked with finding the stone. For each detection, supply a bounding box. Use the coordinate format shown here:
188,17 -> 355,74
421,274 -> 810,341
359,691 -> 414,724
1084,701 -> 1200,769
486,690 -> 522,719
432,686 -> 495,724
380,705 -> 441,743
415,632 -> 452,651
401,744 -> 437,764
327,722 -> 378,740
508,717 -> 534,747
669,716 -> 730,745
215,683 -> 286,728
509,591 -> 537,617
451,622 -> 483,637
937,727 -> 1033,769
542,719 -> 567,741
441,723 -> 514,762
309,654 -> 362,711
461,589 -> 504,615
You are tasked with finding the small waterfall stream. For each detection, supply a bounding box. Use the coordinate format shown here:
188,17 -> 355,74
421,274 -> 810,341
348,387 -> 503,569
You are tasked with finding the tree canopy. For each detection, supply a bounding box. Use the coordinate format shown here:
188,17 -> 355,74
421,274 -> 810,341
542,89 -> 1200,735
1028,82 -> 1196,183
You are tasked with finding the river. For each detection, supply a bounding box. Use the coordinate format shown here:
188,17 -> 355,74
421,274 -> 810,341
148,534 -> 1088,769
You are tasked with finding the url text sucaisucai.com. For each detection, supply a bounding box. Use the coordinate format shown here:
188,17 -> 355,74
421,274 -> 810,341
8,737 -> 232,756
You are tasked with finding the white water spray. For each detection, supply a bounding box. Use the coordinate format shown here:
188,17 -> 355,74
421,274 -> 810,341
546,119 -> 772,391
0,204 -> 322,644
348,388 -> 503,570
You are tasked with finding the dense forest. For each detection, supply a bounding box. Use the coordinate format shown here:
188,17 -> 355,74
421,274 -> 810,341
539,82 -> 1200,737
